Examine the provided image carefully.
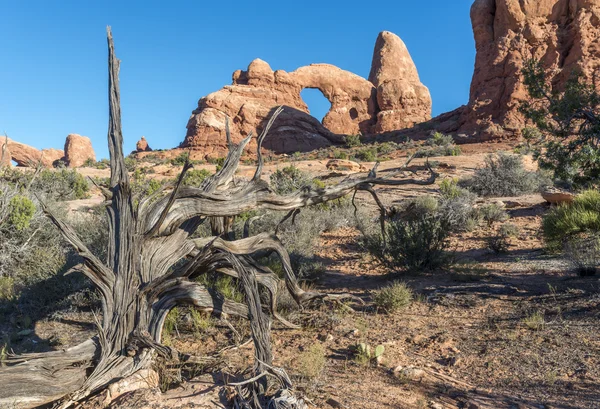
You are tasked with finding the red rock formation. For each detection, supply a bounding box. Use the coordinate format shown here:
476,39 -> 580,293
0,138 -> 10,167
5,139 -> 64,167
64,134 -> 96,167
183,31 -> 430,156
136,136 -> 152,152
447,0 -> 600,139
369,31 -> 432,132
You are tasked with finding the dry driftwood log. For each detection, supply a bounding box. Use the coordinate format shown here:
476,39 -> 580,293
0,28 -> 436,409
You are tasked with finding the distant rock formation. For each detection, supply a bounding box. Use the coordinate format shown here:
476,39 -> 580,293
182,31 -> 431,156
64,134 -> 96,167
439,0 -> 600,140
4,138 -> 64,167
136,136 -> 152,152
369,31 -> 432,133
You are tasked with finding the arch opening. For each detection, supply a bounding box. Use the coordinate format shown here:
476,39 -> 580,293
300,88 -> 331,124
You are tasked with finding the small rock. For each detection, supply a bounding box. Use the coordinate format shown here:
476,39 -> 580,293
326,397 -> 344,408
429,402 -> 443,409
393,366 -> 425,381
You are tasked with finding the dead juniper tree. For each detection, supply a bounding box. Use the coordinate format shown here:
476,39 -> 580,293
0,28 -> 436,409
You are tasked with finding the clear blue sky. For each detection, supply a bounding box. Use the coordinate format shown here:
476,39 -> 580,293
0,0 -> 475,160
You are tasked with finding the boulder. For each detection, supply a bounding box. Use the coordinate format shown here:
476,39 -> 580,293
441,0 -> 600,140
64,134 -> 96,168
542,188 -> 576,205
325,159 -> 365,173
369,31 -> 432,132
136,136 -> 152,152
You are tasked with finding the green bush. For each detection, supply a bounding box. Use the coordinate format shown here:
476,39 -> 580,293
363,213 -> 451,272
7,195 -> 35,231
373,281 -> 413,313
344,133 -> 362,148
270,165 -> 314,195
460,152 -> 549,197
354,147 -> 377,162
487,223 -> 519,254
563,232 -> 600,276
333,150 -> 348,160
415,132 -> 461,158
479,203 -> 509,226
543,190 -> 600,251
183,169 -> 212,187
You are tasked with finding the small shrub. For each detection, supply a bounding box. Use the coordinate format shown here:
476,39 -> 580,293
270,165 -> 314,195
183,169 -> 212,187
333,150 -> 348,160
487,223 -> 519,254
543,190 -> 600,251
479,203 -> 509,226
354,147 -> 377,162
373,281 -> 412,313
460,152 -> 548,197
363,213 -> 451,272
124,156 -> 137,172
0,276 -> 15,301
439,178 -> 464,199
7,195 -> 35,231
297,343 -> 326,380
170,152 -> 190,166
563,232 -> 600,276
522,311 -> 545,331
344,133 -> 362,148
415,132 -> 461,158
376,142 -> 399,155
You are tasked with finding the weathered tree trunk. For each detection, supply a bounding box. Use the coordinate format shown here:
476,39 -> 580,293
0,28 -> 436,409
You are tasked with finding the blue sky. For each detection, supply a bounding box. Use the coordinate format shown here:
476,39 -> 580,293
0,0 -> 475,160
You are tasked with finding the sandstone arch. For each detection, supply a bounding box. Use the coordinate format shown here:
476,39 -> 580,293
182,31 -> 431,156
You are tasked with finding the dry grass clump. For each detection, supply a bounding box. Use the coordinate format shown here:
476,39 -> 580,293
373,282 -> 413,313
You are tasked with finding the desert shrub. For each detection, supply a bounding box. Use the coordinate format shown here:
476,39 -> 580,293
487,223 -> 520,254
542,190 -> 600,251
333,150 -> 348,160
0,168 -> 91,201
7,195 -> 35,231
415,132 -> 461,158
170,152 -> 190,166
182,169 -> 212,187
363,213 -> 451,272
270,165 -> 315,195
344,133 -> 362,148
297,343 -> 326,380
250,201 -> 362,280
354,147 -> 378,162
460,152 -> 548,197
373,281 -> 412,313
479,203 -> 509,226
563,232 -> 600,276
376,142 -> 399,155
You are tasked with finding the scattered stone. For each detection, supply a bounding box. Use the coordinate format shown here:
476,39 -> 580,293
392,366 -> 425,381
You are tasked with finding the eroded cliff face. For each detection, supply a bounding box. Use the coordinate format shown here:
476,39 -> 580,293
446,0 -> 600,139
182,31 -> 431,156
